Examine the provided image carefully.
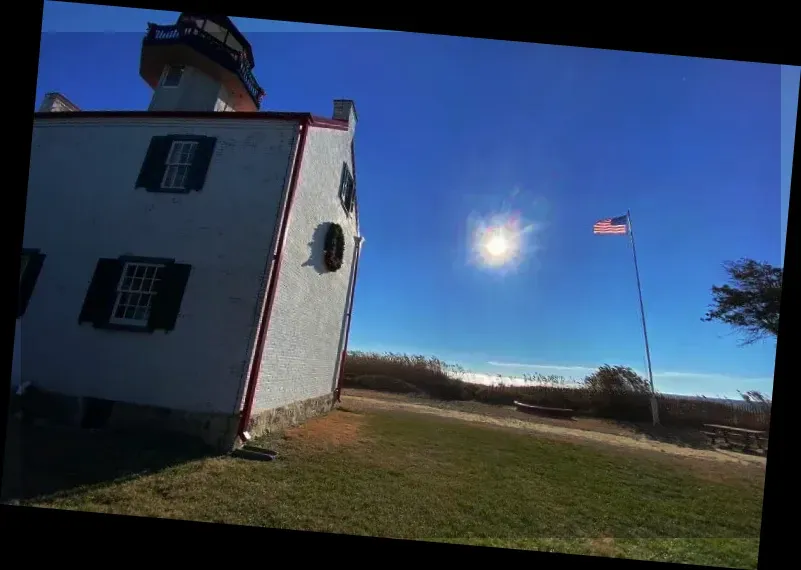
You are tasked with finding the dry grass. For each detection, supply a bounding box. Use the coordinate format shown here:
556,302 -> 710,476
343,352 -> 771,431
26,406 -> 763,569
342,391 -> 766,477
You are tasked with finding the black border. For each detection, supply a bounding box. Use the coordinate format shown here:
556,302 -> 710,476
5,1 -> 796,569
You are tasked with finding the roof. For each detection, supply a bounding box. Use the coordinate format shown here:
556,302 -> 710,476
33,111 -> 349,131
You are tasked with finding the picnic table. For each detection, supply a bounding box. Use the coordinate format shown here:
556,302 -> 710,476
702,424 -> 767,453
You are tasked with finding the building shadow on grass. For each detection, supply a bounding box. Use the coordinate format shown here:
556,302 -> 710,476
4,417 -> 217,502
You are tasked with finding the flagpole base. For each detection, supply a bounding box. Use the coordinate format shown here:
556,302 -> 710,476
650,395 -> 660,426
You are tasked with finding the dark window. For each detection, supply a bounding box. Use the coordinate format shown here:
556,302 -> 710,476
135,135 -> 217,193
19,248 -> 46,318
225,34 -> 243,52
160,65 -> 185,87
78,256 -> 192,333
338,163 -> 356,215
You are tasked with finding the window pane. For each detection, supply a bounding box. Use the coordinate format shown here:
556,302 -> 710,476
226,35 -> 243,52
167,146 -> 179,163
182,143 -> 197,164
174,166 -> 189,188
162,66 -> 184,87
165,169 -> 176,188
123,306 -> 136,320
205,20 -> 222,33
133,307 -> 148,321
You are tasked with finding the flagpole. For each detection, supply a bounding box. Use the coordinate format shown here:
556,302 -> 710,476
626,209 -> 660,426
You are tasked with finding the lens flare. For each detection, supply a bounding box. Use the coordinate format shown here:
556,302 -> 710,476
485,234 -> 509,257
472,213 -> 526,268
464,189 -> 545,274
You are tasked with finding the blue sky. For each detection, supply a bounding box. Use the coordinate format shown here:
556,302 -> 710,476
37,2 -> 795,398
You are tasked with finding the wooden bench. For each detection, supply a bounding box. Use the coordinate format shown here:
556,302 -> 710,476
514,401 -> 575,419
702,424 -> 767,453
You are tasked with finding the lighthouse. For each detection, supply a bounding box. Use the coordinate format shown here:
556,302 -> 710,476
139,13 -> 265,112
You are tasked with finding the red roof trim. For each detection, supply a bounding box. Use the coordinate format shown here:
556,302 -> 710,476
33,111 -> 349,131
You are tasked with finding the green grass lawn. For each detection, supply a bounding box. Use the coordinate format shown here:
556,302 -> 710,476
26,406 -> 763,568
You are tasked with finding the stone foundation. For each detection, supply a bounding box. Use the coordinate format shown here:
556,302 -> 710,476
245,392 -> 336,441
18,387 -> 338,452
20,387 -> 239,452
107,401 -> 239,451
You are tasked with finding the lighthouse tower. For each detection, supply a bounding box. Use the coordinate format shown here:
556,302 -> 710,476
139,13 -> 265,113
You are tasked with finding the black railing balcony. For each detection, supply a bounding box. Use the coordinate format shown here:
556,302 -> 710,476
144,23 -> 265,109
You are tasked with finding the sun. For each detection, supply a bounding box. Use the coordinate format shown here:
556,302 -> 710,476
485,234 -> 509,257
475,223 -> 519,268
467,203 -> 541,273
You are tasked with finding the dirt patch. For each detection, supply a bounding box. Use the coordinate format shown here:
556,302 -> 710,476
589,537 -> 620,558
341,393 -> 767,470
282,409 -> 367,450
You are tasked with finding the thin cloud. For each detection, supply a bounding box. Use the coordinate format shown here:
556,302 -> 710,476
657,370 -> 774,383
488,361 -> 595,374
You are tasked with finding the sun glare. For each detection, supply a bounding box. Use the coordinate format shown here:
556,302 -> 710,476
485,234 -> 509,257
473,218 -> 524,269
466,194 -> 542,273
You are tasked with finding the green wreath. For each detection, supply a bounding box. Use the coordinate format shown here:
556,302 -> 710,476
323,222 -> 345,271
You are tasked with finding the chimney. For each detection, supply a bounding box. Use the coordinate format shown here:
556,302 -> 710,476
332,99 -> 357,132
38,92 -> 80,113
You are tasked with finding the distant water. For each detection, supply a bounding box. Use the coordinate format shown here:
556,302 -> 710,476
455,372 -> 770,409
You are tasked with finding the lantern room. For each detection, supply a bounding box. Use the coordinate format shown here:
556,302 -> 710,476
139,13 -> 265,112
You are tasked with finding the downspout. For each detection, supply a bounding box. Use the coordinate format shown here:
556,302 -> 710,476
335,234 -> 364,402
237,117 -> 311,443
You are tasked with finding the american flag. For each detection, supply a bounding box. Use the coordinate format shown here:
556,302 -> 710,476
593,214 -> 629,235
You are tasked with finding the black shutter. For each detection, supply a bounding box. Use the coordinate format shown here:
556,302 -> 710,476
185,137 -> 217,191
136,136 -> 172,191
148,263 -> 192,331
79,259 -> 124,327
18,251 -> 46,318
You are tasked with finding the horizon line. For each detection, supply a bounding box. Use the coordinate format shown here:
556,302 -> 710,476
486,361 -> 774,383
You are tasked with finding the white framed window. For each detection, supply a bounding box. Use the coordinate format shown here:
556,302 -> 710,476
161,140 -> 198,189
339,164 -> 355,214
109,262 -> 165,327
159,65 -> 185,88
